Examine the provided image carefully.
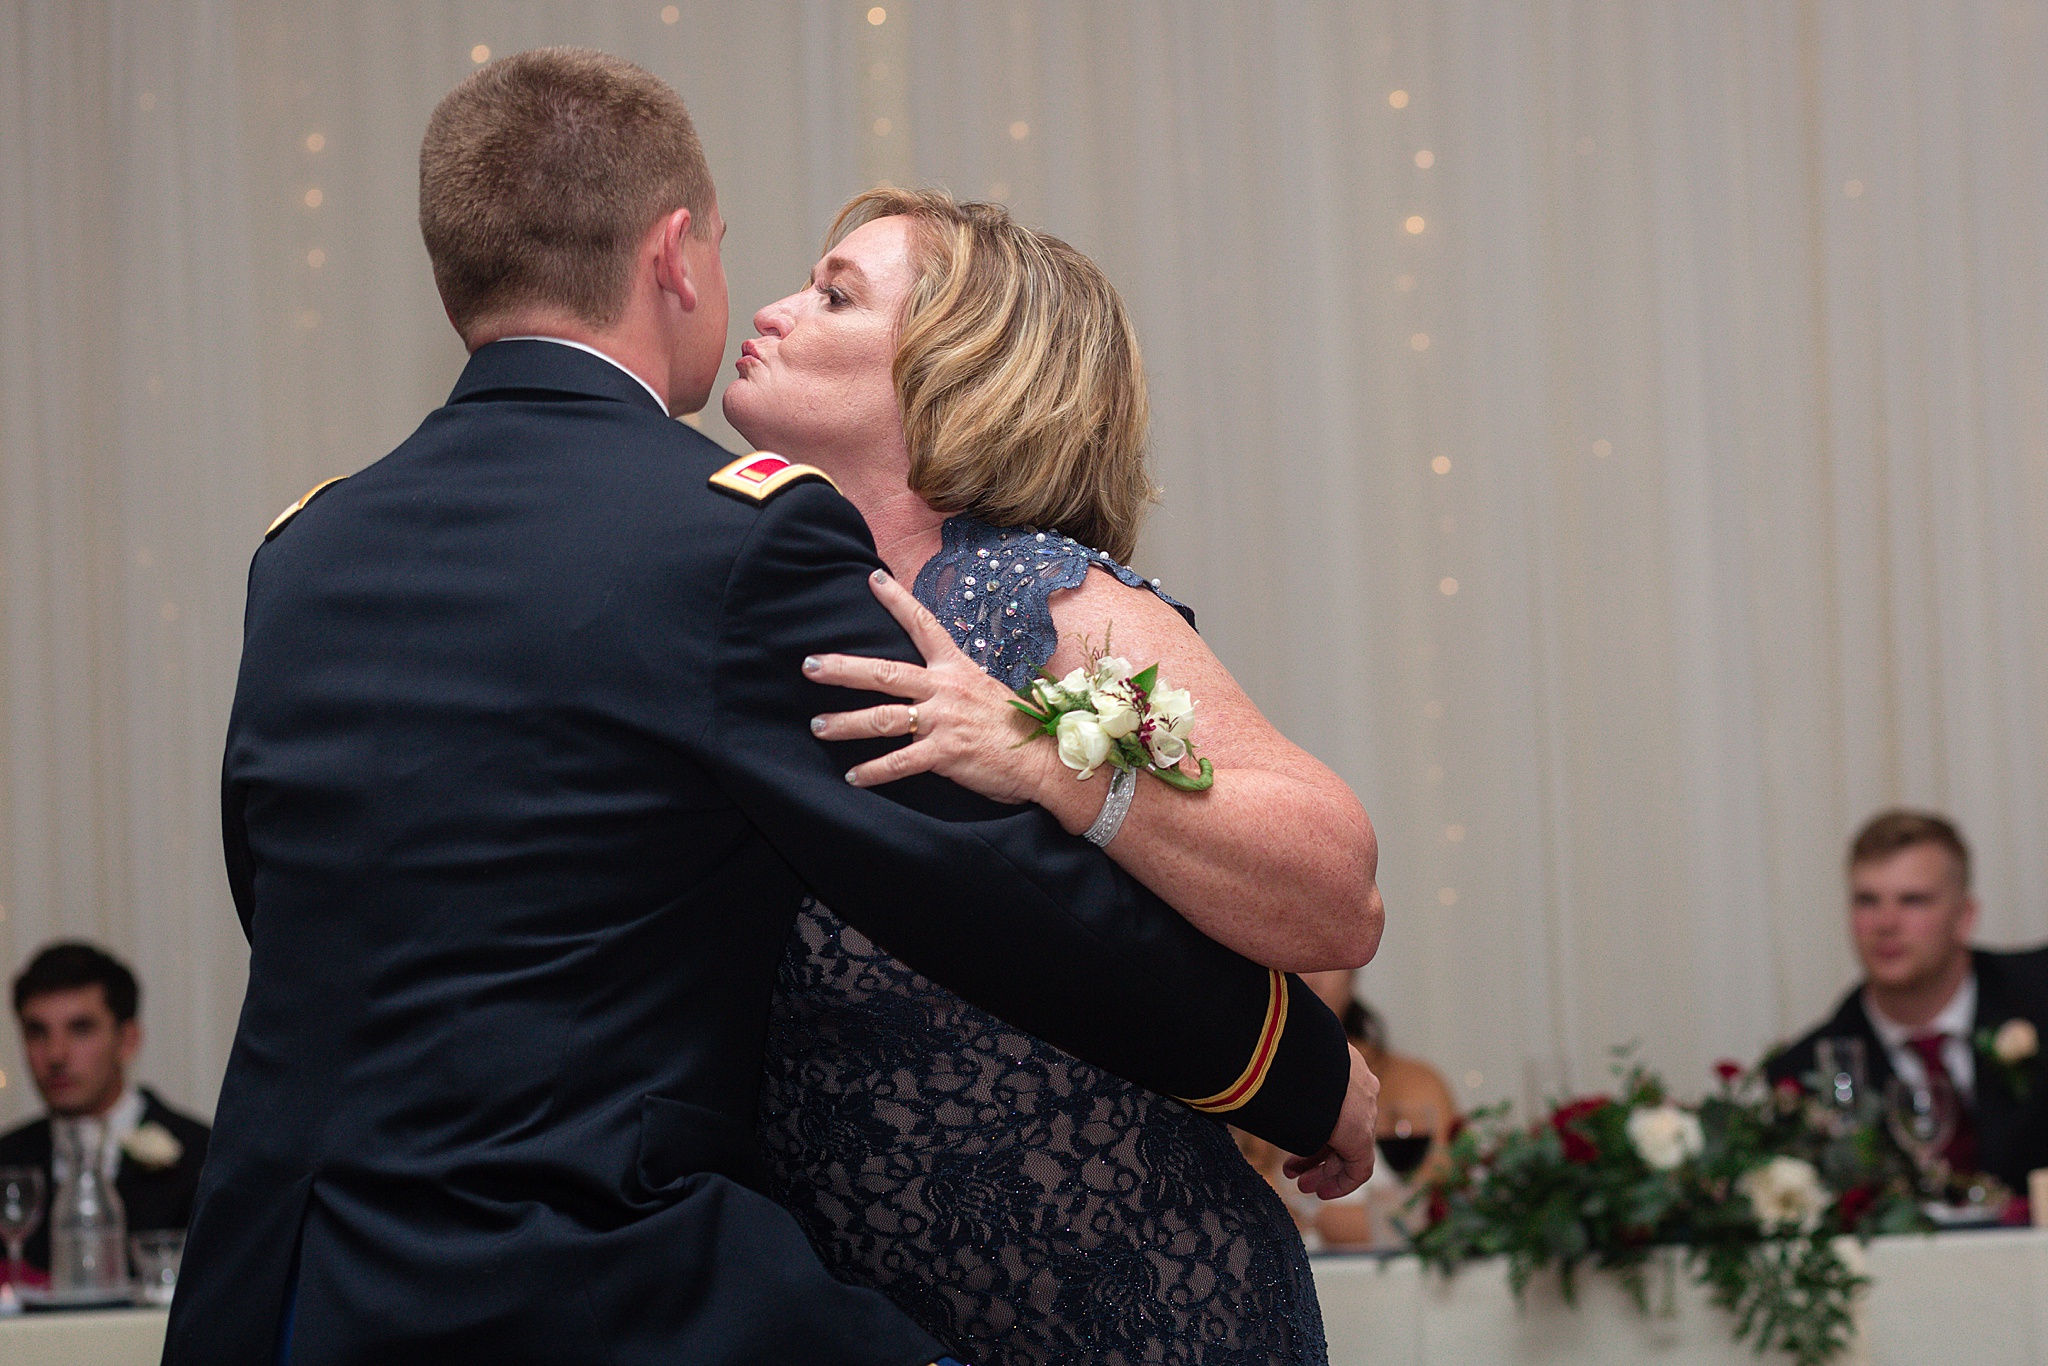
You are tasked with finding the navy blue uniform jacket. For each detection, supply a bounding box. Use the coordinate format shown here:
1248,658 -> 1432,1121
165,342 -> 1350,1365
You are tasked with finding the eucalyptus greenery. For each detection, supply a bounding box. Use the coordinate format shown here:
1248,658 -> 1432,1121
1409,1052 -> 1930,1366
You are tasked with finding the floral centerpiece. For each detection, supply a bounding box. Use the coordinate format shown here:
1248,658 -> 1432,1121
1410,1053 -> 1932,1366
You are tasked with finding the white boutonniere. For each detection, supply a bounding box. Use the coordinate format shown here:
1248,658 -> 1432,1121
120,1121 -> 184,1171
1976,1018 -> 2038,1101
1011,628 -> 1213,790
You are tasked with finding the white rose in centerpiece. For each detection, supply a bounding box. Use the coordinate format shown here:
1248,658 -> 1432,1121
1624,1103 -> 1704,1171
1056,710 -> 1113,778
120,1121 -> 184,1171
1994,1018 -> 2039,1064
1737,1156 -> 1830,1233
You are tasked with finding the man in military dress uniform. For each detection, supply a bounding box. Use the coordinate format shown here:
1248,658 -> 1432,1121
164,48 -> 1376,1365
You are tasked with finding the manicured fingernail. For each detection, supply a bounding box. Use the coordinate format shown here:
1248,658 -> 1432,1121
802,656 -> 821,674
871,568 -> 891,584
810,716 -> 826,735
844,769 -> 861,785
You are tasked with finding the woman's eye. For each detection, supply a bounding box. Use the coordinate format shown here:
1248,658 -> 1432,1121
819,284 -> 849,307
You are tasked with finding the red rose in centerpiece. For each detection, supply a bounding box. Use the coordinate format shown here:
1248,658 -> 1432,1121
1549,1096 -> 1611,1164
1714,1060 -> 1744,1084
1835,1184 -> 1876,1232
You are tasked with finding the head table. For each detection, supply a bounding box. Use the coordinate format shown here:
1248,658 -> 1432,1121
1,1229 -> 2040,1364
1315,1227 -> 2047,1366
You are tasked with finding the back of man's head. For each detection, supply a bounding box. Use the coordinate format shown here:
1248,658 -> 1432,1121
1848,809 -> 1971,889
419,47 -> 714,339
13,941 -> 139,1023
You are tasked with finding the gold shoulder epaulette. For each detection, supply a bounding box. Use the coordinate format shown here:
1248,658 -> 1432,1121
708,452 -> 839,505
264,476 -> 348,540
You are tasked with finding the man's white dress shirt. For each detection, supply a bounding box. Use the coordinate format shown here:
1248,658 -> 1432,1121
1866,973 -> 1977,1102
49,1084 -> 144,1187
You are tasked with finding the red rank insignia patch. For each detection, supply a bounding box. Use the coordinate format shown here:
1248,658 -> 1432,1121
708,452 -> 839,504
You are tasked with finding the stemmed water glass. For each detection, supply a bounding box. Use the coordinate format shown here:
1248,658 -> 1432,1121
1884,1074 -> 1958,1193
1814,1037 -> 1866,1114
0,1166 -> 47,1290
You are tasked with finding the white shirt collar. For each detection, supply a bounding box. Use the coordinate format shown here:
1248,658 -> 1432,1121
1865,971 -> 1977,1046
49,1085 -> 146,1184
499,336 -> 670,416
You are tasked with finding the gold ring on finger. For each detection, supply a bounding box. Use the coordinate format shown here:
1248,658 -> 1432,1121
905,705 -> 919,735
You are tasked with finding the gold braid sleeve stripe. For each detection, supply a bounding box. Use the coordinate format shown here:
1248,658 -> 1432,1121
1176,968 -> 1288,1114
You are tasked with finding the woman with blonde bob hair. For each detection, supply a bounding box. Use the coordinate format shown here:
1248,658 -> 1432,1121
726,188 -> 1382,1365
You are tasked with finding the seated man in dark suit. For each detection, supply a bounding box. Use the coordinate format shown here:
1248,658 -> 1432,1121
1767,811 -> 2048,1195
0,942 -> 210,1276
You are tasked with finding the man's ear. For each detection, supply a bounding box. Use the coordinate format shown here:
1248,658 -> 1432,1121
1957,894 -> 1981,946
653,206 -> 698,313
116,1017 -> 142,1068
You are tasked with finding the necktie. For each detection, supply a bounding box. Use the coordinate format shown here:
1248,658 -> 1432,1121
1905,1033 -> 1980,1175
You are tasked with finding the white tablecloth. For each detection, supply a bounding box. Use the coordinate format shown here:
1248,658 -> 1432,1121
4,1231 -> 2043,1364
1312,1228 -> 2048,1366
0,1305 -> 168,1366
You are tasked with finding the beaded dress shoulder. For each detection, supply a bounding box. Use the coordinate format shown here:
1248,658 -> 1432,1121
757,516 -> 1327,1366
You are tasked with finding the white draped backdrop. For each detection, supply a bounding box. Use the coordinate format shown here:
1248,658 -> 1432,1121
2,0 -> 2045,1131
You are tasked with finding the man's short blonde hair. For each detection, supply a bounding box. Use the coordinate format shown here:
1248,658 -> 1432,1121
420,47 -> 714,335
1849,809 -> 1972,889
825,188 -> 1153,563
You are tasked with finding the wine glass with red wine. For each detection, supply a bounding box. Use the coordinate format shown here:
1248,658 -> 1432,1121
1376,1099 -> 1439,1183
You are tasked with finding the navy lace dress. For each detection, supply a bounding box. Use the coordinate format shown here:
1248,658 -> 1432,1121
758,517 -> 1327,1366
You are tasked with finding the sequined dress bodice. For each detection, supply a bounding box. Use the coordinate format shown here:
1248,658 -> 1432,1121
757,517 -> 1326,1366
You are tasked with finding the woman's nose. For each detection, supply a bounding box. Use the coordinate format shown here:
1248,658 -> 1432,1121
753,297 -> 795,338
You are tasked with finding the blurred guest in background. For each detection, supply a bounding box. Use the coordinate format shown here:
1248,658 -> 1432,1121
1766,811 -> 2048,1194
0,942 -> 210,1274
1244,971 -> 1460,1247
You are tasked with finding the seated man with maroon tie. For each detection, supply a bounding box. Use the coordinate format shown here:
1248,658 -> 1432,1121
1767,811 -> 2048,1196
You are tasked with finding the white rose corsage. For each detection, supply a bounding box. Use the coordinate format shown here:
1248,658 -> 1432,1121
120,1121 -> 184,1171
1975,1018 -> 2038,1101
1010,633 -> 1213,791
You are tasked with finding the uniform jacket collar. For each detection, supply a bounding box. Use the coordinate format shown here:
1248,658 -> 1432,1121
448,339 -> 670,418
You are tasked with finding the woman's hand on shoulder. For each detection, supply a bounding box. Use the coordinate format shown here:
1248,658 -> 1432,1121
801,569 -> 1086,816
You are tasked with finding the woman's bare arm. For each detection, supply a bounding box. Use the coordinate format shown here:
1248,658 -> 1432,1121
805,568 -> 1383,972
1027,568 -> 1382,970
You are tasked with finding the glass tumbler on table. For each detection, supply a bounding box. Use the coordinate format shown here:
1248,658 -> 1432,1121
0,1166 -> 47,1291
131,1229 -> 184,1306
